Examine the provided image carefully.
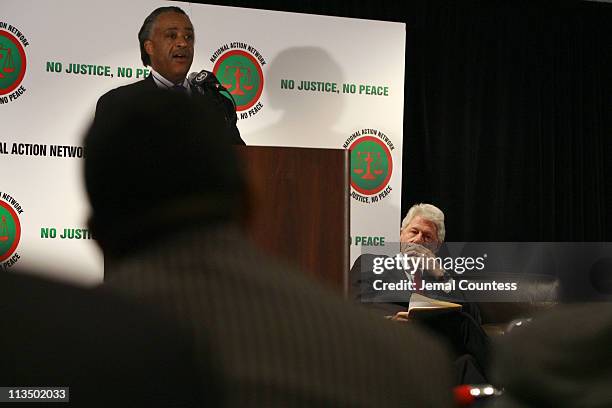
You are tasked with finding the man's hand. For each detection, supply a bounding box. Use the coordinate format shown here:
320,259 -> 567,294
401,243 -> 446,280
386,311 -> 413,322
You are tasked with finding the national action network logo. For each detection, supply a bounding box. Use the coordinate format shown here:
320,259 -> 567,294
343,128 -> 395,205
210,42 -> 266,119
0,21 -> 29,104
0,192 -> 23,271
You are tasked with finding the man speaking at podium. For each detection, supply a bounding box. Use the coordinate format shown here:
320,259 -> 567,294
94,6 -> 245,145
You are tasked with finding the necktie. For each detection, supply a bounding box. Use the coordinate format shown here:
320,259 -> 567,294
171,84 -> 187,94
413,269 -> 423,293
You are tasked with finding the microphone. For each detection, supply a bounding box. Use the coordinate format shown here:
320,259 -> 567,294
188,69 -> 237,111
187,70 -> 222,91
187,69 -> 238,125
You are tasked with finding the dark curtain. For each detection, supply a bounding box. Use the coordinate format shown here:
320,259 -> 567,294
402,0 -> 611,241
197,0 -> 612,241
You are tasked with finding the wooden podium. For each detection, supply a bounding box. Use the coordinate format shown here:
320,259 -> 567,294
234,146 -> 349,293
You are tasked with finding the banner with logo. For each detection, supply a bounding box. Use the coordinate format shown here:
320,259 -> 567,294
1,0 -> 405,284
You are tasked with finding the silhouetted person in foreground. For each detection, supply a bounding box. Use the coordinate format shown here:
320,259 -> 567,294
492,303 -> 612,407
84,88 -> 456,407
0,270 -> 217,407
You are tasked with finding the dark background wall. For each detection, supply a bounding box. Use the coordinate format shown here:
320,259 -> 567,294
193,0 -> 612,241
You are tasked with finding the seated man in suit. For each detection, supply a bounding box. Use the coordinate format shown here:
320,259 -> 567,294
350,203 -> 491,384
94,6 -> 244,145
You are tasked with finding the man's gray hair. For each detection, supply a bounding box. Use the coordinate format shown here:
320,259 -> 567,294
401,203 -> 446,243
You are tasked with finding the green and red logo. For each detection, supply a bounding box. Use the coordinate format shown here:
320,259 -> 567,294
0,27 -> 27,97
349,136 -> 393,195
213,49 -> 264,112
0,198 -> 21,263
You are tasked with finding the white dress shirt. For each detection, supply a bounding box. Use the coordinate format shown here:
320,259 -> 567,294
150,68 -> 192,96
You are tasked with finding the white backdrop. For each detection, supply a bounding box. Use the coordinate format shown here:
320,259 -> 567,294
1,0 -> 405,284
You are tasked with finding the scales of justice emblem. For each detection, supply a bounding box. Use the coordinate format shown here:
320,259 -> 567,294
0,44 -> 15,78
0,215 -> 10,241
0,28 -> 27,96
354,151 -> 385,180
219,63 -> 254,96
0,201 -> 21,263
349,136 -> 393,196
213,50 -> 263,112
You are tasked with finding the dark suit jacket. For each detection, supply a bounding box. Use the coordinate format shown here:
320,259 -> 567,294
104,224 -> 455,407
349,253 -> 412,315
95,75 -> 245,145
